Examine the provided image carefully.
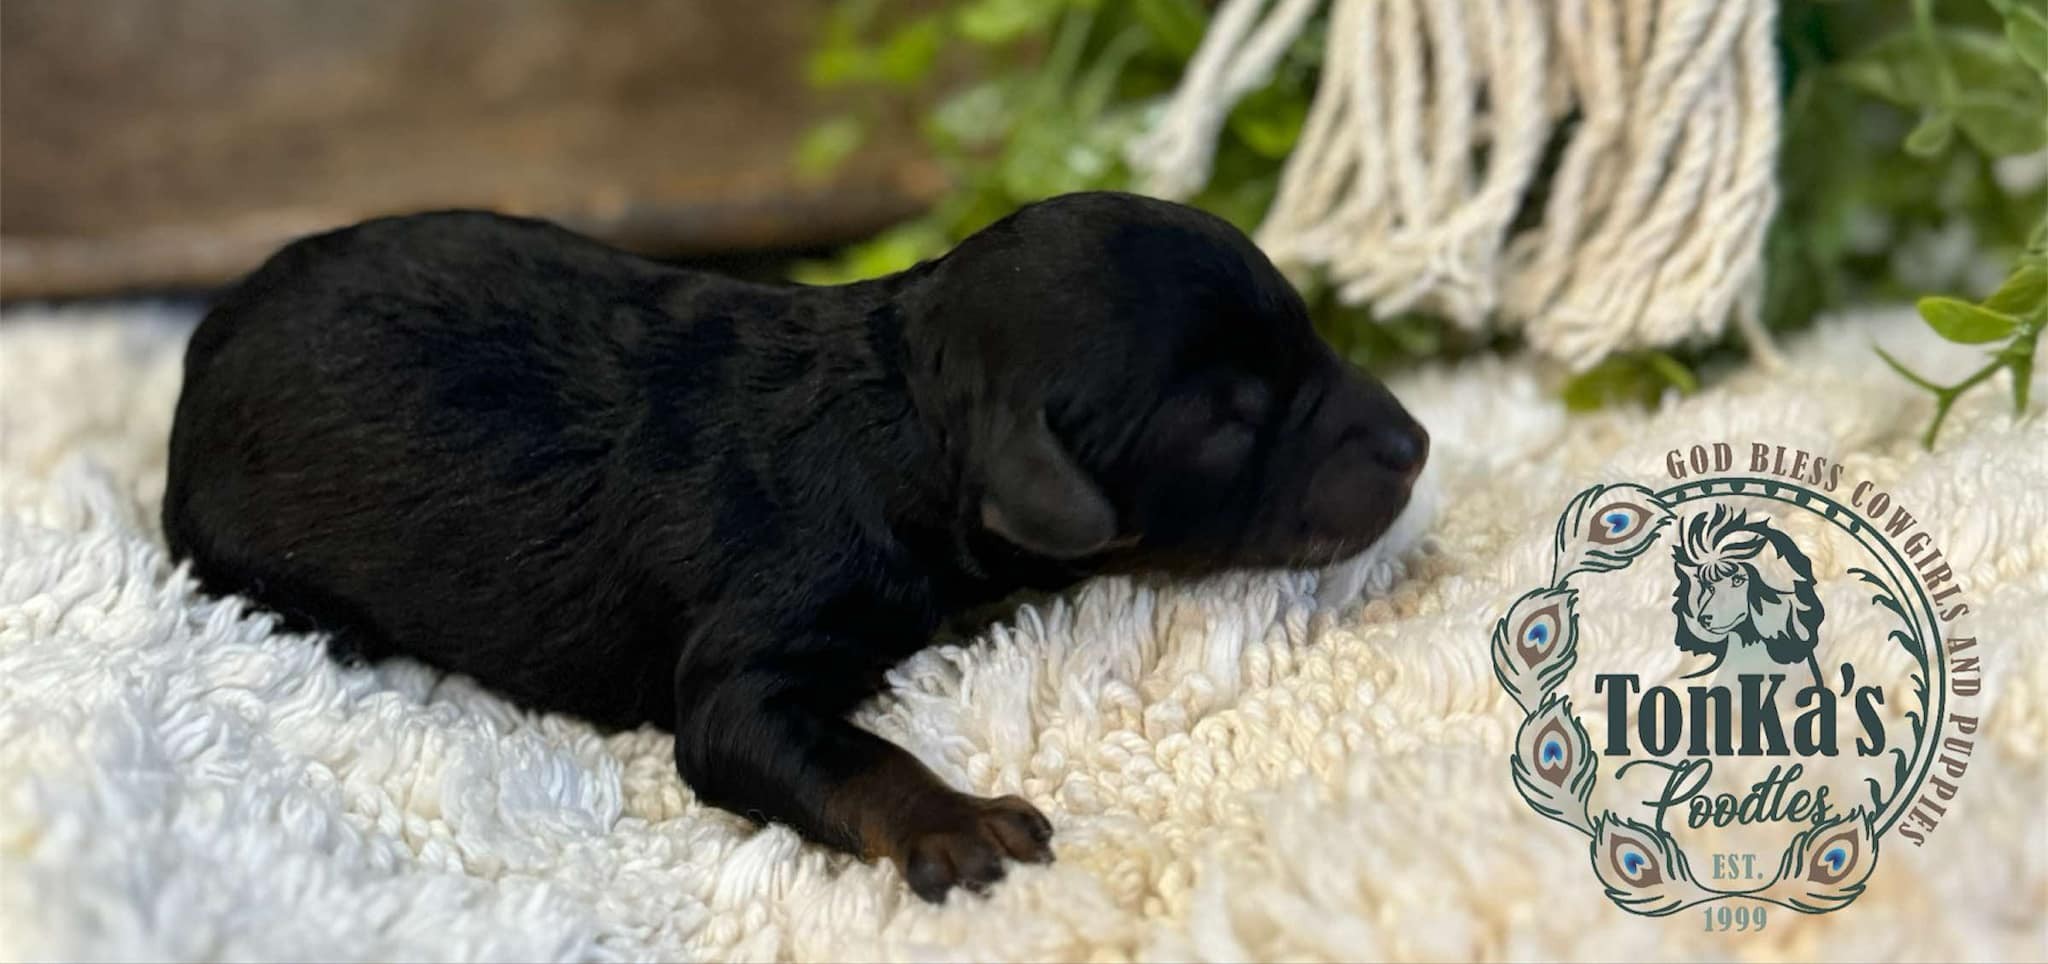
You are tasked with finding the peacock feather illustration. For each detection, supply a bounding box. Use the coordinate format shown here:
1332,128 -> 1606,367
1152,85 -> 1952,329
1589,813 -> 1713,916
1551,483 -> 1674,583
1756,807 -> 1879,913
1492,587 -> 1580,714
1511,695 -> 1598,835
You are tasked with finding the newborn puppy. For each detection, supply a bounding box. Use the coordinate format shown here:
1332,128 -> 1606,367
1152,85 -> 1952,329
163,191 -> 1428,901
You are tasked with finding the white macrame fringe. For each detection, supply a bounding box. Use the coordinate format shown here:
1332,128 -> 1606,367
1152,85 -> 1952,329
1129,0 -> 1782,367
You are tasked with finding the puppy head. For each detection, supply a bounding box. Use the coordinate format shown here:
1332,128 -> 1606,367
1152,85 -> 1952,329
908,191 -> 1428,571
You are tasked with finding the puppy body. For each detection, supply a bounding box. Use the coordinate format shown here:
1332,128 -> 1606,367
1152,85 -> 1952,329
164,193 -> 1427,900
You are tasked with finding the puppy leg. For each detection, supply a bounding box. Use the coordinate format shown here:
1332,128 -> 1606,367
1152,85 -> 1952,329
674,667 -> 1053,902
827,747 -> 1054,902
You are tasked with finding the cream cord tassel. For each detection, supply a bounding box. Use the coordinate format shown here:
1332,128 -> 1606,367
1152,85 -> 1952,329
1130,0 -> 1783,368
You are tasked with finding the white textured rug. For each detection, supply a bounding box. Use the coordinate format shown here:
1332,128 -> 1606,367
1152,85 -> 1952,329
1,303 -> 2042,962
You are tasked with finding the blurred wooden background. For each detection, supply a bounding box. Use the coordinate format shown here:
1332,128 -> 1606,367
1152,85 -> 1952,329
1,0 -> 942,300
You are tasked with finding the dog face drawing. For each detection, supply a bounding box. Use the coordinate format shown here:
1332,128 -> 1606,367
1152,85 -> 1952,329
1671,505 -> 1824,679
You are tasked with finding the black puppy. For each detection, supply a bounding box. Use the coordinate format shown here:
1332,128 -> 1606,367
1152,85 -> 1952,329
163,191 -> 1428,901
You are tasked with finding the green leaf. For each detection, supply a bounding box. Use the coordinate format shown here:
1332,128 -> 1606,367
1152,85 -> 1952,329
956,0 -> 1066,46
1917,296 -> 2021,343
927,80 -> 1017,152
875,17 -> 945,87
1952,91 -> 2048,155
1228,83 -> 1310,159
793,116 -> 866,181
1131,0 -> 1208,59
1839,26 -> 2041,110
1382,314 -> 1447,357
1837,29 -> 1943,107
2007,3 -> 2048,75
806,46 -> 863,89
789,220 -> 951,285
1560,353 -> 1696,412
1073,26 -> 1151,120
997,114 -> 1088,197
1903,111 -> 1955,156
1942,26 -> 2041,94
805,0 -> 880,90
1983,263 -> 2048,319
1643,351 -> 1702,394
1561,364 -> 1633,412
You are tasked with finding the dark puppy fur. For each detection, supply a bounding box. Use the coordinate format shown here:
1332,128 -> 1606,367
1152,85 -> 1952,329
163,191 -> 1428,901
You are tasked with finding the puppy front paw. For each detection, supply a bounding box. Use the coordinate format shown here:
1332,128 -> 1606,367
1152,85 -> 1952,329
895,794 -> 1054,902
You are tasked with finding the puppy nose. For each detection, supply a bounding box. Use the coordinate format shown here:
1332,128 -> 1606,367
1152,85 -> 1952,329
1370,424 -> 1429,479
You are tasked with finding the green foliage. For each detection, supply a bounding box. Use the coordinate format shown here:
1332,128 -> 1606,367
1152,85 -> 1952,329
794,116 -> 868,182
808,3 -> 946,89
1561,352 -> 1702,413
1879,240 -> 2046,447
1838,12 -> 2046,156
786,1 -> 1348,300
1849,0 -> 2047,448
796,0 -> 2048,423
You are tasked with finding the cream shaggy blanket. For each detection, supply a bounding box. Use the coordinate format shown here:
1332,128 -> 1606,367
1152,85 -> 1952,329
0,303 -> 2042,962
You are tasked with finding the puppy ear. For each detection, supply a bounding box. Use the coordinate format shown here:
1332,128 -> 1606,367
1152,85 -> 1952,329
977,406 -> 1117,558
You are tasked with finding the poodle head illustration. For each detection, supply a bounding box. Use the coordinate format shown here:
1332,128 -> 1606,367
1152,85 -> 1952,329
1671,504 -> 1824,670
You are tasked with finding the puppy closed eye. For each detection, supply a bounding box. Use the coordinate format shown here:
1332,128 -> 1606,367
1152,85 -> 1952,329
1220,380 -> 1273,426
1198,421 -> 1255,466
1193,380 -> 1270,466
